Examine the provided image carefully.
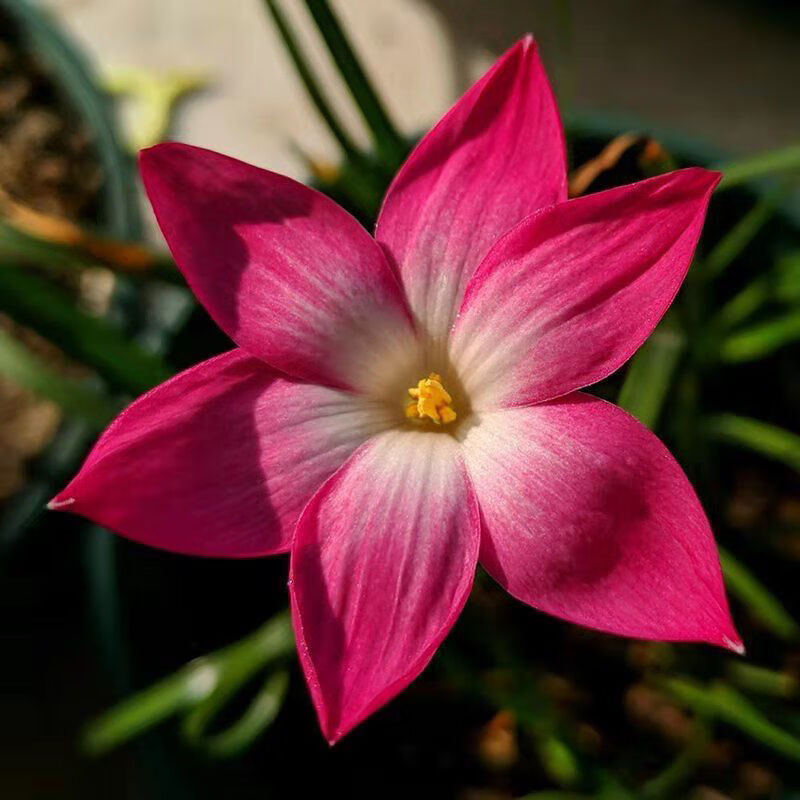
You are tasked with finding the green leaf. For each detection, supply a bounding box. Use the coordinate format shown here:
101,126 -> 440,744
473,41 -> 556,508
726,662 -> 798,698
704,185 -> 788,280
82,657 -> 216,755
0,221 -> 87,272
304,0 -> 406,171
82,611 -> 294,755
0,266 -> 171,394
718,547 -> 799,640
0,220 -> 183,285
181,670 -> 289,759
535,734 -> 580,787
712,250 -> 800,332
713,279 -> 771,331
617,318 -> 684,428
703,413 -> 800,474
264,0 -> 360,161
663,677 -> 800,761
718,313 -> 800,362
715,143 -> 800,191
640,720 -> 710,799
0,328 -> 117,427
774,250 -> 800,303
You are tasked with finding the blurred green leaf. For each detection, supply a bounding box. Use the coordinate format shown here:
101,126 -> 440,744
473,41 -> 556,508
663,677 -> 800,761
640,719 -> 710,799
704,185 -> 788,279
718,547 -> 799,640
83,610 -> 294,756
535,734 -> 580,787
712,250 -> 800,332
715,143 -> 800,190
0,420 -> 94,552
0,220 -> 182,285
304,0 -> 406,171
617,318 -> 684,428
83,657 -> 216,755
0,328 -> 117,427
775,250 -> 800,303
0,221 -> 87,272
719,547 -> 800,640
181,670 -> 289,759
264,0 -> 360,161
714,279 -> 771,331
726,661 -> 798,698
719,313 -> 800,362
704,413 -> 800,474
0,266 -> 171,394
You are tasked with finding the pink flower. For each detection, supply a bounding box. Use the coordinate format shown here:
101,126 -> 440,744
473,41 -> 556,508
50,37 -> 741,743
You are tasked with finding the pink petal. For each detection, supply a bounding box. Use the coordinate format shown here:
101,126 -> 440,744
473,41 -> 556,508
461,394 -> 741,649
140,143 -> 418,395
49,350 -> 396,558
290,430 -> 480,742
375,36 -> 566,348
451,169 -> 720,409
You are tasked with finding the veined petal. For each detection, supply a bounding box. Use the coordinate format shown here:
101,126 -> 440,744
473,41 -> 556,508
451,169 -> 720,409
291,429 -> 480,742
49,350 -> 396,558
376,36 -> 566,349
461,395 -> 741,649
140,143 -> 418,396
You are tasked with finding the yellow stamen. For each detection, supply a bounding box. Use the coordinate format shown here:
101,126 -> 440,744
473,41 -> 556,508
405,373 -> 457,425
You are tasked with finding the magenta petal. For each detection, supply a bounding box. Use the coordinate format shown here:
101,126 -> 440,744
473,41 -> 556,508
140,143 -> 417,394
290,431 -> 480,742
462,394 -> 741,649
49,350 -> 395,557
452,169 -> 720,409
376,36 -> 566,345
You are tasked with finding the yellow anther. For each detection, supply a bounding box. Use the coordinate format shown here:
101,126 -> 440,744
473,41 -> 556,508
405,372 -> 457,425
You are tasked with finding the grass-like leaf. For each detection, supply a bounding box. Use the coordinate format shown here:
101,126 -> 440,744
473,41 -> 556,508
0,327 -> 117,427
617,318 -> 685,428
82,611 -> 294,755
719,547 -> 799,641
703,413 -> 800,473
0,266 -> 171,394
663,676 -> 800,761
719,313 -> 800,362
715,143 -> 800,191
304,0 -> 407,171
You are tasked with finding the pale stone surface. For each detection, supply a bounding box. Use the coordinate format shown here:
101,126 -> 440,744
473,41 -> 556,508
44,0 -> 458,178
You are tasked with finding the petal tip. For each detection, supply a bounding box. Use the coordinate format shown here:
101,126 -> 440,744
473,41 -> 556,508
723,635 -> 746,656
138,141 -> 195,184
46,495 -> 75,511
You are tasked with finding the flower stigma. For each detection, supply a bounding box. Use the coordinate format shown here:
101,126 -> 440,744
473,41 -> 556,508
405,373 -> 457,425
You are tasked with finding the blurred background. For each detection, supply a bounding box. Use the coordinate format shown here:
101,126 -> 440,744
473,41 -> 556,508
1,1 -> 799,798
